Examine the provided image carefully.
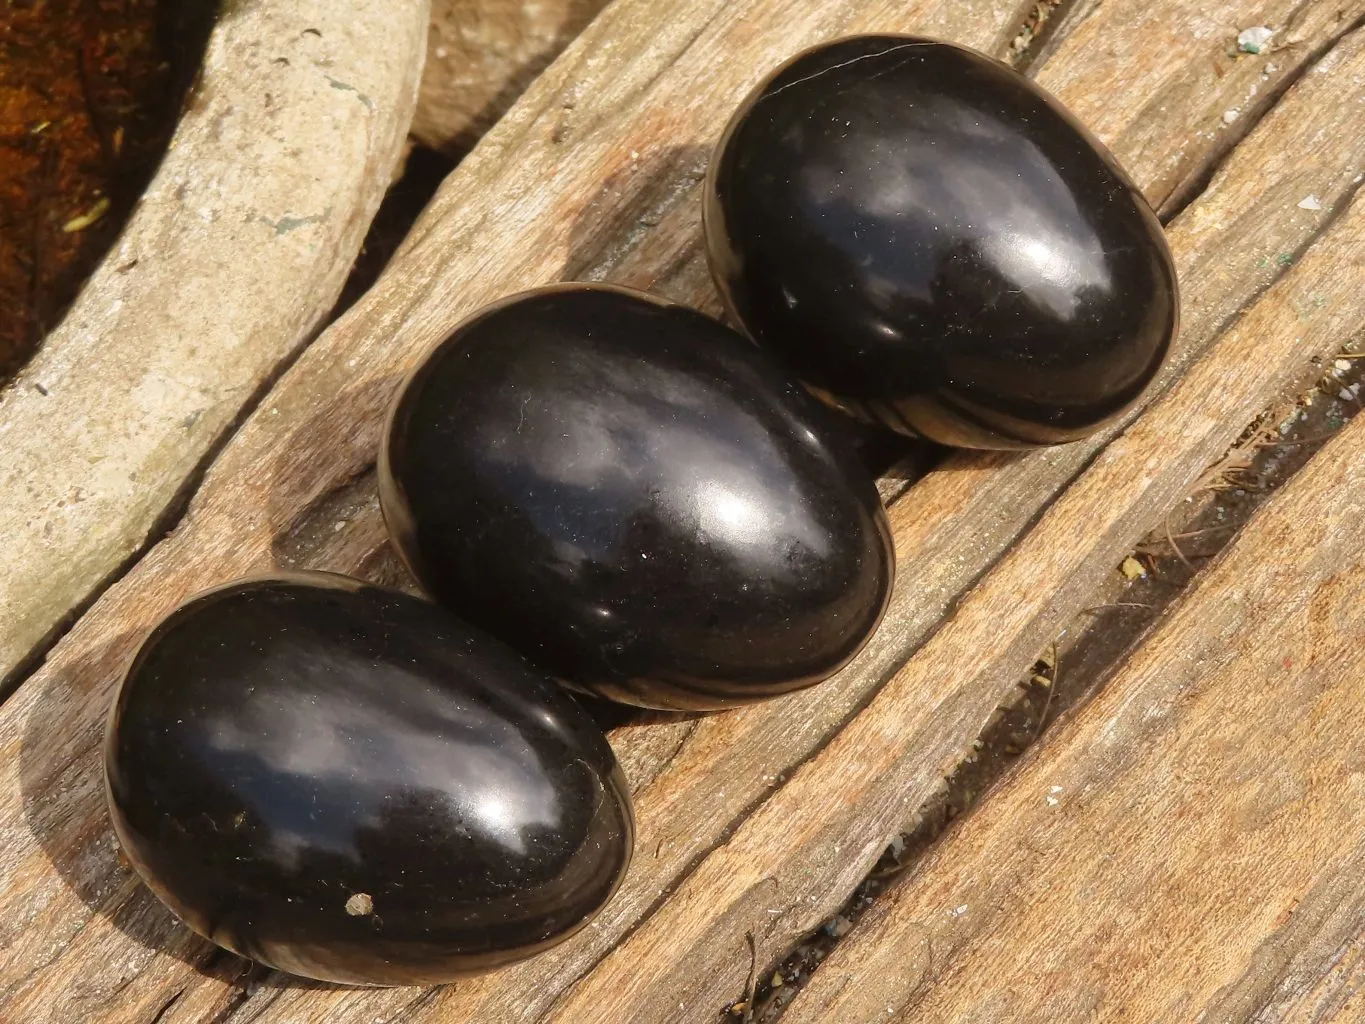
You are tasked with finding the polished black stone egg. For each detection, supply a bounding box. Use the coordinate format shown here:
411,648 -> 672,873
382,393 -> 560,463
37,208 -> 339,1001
705,35 -> 1179,449
380,285 -> 894,711
104,573 -> 633,986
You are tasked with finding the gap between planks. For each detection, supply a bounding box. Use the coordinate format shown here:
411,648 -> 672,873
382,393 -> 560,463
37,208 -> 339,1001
749,283 -> 1365,1023
779,341 -> 1365,1024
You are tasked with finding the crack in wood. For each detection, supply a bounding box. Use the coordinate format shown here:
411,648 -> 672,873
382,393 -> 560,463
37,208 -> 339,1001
1159,13 -> 1365,222
752,339 -> 1365,1021
147,990 -> 185,1024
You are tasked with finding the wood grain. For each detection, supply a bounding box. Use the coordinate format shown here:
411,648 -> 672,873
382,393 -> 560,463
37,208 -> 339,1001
1033,0 -> 1364,217
780,335 -> 1365,1024
2,2 -> 1363,1024
0,0 -> 428,693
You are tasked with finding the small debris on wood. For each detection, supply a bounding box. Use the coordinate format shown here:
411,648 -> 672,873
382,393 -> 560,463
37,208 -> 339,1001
822,915 -> 852,938
1008,0 -> 1067,64
1236,26 -> 1274,55
1120,556 -> 1148,580
1298,194 -> 1324,211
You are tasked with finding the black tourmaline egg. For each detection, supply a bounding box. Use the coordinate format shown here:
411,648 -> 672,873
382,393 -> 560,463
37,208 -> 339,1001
705,36 -> 1179,449
105,573 -> 633,986
380,285 -> 894,711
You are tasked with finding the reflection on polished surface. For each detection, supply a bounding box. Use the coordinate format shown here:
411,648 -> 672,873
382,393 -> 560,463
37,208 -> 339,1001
705,36 -> 1179,449
381,285 -> 894,710
105,574 -> 633,986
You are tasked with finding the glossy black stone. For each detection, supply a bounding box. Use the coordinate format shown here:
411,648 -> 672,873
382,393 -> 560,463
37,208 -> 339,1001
704,36 -> 1179,449
380,285 -> 894,711
104,573 -> 633,986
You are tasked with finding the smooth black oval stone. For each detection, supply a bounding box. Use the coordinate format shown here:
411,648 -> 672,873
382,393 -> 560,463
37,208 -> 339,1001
380,285 -> 894,711
704,36 -> 1179,449
104,573 -> 633,986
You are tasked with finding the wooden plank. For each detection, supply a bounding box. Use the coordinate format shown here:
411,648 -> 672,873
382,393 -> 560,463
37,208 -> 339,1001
1270,934 -> 1365,1022
0,0 -> 429,692
1,5 -> 1361,1024
1033,0 -> 1363,217
780,345 -> 1365,1024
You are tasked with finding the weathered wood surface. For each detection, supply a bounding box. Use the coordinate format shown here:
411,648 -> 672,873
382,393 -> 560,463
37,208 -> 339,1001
0,0 -> 428,693
1034,0 -> 1360,218
2,3 -> 1364,1024
413,0 -> 610,154
781,370 -> 1365,1024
